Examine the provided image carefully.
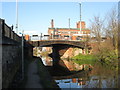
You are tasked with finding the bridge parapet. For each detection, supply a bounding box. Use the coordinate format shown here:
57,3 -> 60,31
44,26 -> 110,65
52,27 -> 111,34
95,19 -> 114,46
0,19 -> 22,43
29,40 -> 86,49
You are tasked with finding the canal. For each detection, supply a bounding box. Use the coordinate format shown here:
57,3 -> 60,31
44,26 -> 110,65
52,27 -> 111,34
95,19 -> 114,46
41,56 -> 118,88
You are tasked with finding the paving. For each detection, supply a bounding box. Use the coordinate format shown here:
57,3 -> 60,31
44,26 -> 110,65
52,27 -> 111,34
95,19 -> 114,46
25,59 -> 43,88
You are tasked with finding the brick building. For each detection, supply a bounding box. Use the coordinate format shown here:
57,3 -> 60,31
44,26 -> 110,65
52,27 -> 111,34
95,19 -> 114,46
48,19 -> 91,40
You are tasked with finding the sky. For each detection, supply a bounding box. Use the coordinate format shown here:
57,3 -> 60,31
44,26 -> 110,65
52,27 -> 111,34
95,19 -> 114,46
1,1 -> 118,36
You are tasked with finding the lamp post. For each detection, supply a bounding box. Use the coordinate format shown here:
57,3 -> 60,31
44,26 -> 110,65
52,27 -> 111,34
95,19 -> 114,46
69,18 -> 71,40
21,30 -> 24,80
40,33 -> 42,40
16,0 -> 18,34
53,28 -> 55,39
79,2 -> 82,34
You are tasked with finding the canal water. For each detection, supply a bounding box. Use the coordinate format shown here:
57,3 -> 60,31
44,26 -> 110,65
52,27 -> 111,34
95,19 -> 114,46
54,74 -> 118,88
41,56 -> 118,88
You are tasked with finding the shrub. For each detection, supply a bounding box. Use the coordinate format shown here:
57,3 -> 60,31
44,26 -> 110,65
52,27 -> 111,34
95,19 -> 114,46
95,47 -> 118,69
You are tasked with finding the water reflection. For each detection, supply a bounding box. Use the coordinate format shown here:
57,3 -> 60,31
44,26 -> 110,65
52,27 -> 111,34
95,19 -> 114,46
41,56 -> 53,66
53,62 -> 118,88
55,78 -> 88,88
55,75 -> 118,88
41,56 -> 118,88
56,79 -> 81,88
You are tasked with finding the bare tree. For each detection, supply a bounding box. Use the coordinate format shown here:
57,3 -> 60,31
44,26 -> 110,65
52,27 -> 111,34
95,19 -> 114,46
105,7 -> 118,51
90,16 -> 105,44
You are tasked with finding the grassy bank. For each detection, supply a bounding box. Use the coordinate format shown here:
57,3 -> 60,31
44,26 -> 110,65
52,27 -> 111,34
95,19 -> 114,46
71,49 -> 118,70
71,54 -> 97,65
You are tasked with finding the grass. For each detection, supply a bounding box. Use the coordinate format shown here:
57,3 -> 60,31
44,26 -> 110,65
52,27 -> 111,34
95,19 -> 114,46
71,52 -> 118,71
71,54 -> 97,65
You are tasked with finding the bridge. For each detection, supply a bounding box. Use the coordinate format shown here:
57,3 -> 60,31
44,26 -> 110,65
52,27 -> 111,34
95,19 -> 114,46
29,40 -> 87,49
28,39 -> 91,67
0,18 -> 91,88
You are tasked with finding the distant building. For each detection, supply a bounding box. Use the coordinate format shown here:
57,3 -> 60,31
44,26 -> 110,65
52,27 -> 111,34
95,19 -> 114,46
48,19 -> 91,40
24,34 -> 30,41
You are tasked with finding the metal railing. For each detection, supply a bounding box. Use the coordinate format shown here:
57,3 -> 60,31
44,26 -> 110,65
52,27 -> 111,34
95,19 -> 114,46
29,36 -> 72,41
29,35 -> 86,42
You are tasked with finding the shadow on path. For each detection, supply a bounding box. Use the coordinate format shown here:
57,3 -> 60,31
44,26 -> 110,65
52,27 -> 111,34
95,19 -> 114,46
25,59 -> 43,88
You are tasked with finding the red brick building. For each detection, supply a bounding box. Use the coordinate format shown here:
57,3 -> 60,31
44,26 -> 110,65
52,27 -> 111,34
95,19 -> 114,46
48,19 -> 90,40
24,34 -> 30,41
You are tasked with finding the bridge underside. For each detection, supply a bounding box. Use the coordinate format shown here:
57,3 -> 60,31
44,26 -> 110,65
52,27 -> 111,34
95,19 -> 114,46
29,40 -> 91,66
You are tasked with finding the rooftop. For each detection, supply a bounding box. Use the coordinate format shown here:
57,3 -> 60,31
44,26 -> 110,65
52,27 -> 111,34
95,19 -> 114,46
48,28 -> 90,30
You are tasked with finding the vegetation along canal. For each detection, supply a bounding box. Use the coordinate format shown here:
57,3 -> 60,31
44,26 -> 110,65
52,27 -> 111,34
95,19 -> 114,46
39,46 -> 118,89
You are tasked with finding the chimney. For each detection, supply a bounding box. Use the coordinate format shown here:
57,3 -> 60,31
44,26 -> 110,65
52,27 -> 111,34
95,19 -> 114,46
76,21 -> 80,28
51,19 -> 54,28
81,21 -> 86,28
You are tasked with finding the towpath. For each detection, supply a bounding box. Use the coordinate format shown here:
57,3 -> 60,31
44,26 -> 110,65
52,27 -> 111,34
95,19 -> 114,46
25,59 -> 43,88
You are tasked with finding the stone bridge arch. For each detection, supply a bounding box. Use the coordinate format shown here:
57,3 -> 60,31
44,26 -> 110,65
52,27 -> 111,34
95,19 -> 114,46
29,40 -> 86,49
29,40 -> 91,66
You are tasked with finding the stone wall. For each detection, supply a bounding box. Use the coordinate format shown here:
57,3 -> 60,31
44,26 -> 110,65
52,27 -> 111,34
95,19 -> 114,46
0,18 -> 2,90
2,37 -> 22,88
61,48 -> 82,59
2,38 -> 33,88
0,18 -> 33,88
59,60 -> 74,71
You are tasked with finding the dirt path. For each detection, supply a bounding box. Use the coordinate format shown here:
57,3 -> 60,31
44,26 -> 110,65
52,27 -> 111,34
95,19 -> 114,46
25,60 -> 43,88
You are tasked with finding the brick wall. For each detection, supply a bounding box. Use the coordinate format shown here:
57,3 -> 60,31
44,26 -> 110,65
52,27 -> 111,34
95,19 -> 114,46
48,20 -> 90,40
76,21 -> 86,28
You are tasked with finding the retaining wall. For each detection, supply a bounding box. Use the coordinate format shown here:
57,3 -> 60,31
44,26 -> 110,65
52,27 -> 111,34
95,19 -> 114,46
0,18 -> 33,88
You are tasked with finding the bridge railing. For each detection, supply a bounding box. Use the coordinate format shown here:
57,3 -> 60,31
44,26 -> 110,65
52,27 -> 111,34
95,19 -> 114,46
0,19 -> 22,42
29,35 -> 83,41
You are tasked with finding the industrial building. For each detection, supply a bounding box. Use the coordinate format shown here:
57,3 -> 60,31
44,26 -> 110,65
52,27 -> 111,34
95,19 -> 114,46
48,19 -> 91,40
